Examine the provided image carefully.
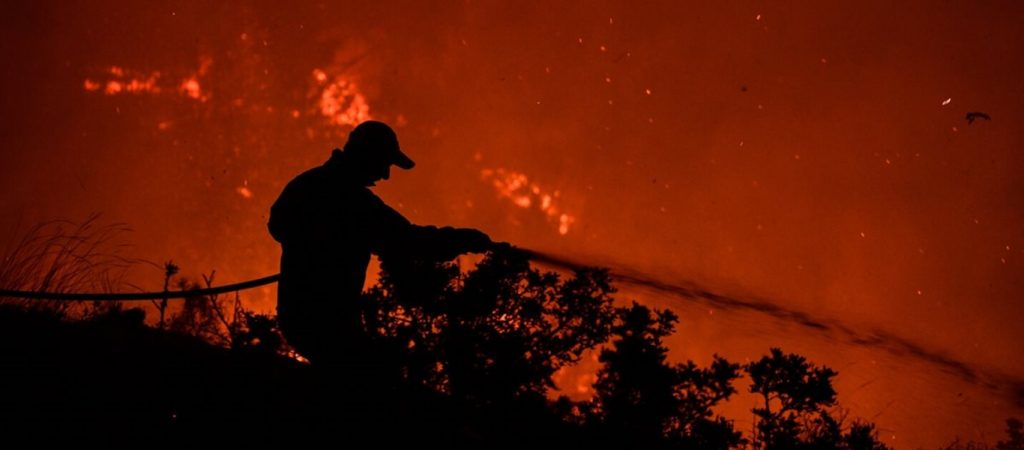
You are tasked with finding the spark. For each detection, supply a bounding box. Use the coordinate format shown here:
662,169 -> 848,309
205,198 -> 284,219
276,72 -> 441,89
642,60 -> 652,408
236,186 -> 253,199
644,88 -> 652,95
942,98 -> 952,106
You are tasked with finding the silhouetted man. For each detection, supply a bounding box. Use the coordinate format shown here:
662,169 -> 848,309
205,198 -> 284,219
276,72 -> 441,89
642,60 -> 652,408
268,121 -> 492,372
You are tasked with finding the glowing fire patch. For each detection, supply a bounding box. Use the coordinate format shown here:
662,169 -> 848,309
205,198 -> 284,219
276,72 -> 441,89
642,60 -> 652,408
83,66 -> 162,95
480,168 -> 577,235
312,68 -> 371,128
83,57 -> 212,101
180,78 -> 203,100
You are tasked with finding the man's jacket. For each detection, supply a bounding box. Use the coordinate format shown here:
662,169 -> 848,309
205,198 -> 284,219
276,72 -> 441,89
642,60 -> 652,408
268,150 -> 469,325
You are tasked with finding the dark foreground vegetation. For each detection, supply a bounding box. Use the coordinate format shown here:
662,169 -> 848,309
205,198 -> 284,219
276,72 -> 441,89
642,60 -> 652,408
0,221 -> 1019,448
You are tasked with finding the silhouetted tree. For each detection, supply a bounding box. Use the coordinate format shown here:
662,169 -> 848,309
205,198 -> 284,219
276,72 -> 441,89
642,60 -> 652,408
842,421 -> 891,450
747,348 -> 838,449
590,302 -> 743,449
939,437 -> 992,450
365,247 -> 617,406
997,418 -> 1024,450
669,357 -> 745,449
747,348 -> 890,450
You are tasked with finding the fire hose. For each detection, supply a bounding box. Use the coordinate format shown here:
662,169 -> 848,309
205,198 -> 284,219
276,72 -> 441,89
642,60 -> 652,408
0,248 -> 578,301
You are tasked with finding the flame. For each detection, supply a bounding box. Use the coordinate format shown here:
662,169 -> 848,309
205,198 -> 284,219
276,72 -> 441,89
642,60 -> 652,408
312,69 -> 371,128
180,78 -> 203,100
480,168 -> 576,235
84,66 -> 161,96
83,57 -> 211,101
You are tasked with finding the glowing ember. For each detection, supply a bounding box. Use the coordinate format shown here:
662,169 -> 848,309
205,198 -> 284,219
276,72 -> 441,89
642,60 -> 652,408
180,78 -> 203,100
480,168 -> 576,235
83,58 -> 213,101
83,66 -> 162,96
312,68 -> 371,129
558,214 -> 573,236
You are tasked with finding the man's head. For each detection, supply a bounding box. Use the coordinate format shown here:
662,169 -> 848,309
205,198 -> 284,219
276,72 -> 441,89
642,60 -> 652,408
342,121 -> 414,185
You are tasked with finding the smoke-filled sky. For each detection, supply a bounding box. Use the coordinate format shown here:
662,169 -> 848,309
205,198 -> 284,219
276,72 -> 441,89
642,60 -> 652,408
1,1 -> 1022,447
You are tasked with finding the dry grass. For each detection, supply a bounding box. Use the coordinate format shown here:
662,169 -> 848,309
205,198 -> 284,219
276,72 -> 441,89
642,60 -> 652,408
0,213 -> 149,318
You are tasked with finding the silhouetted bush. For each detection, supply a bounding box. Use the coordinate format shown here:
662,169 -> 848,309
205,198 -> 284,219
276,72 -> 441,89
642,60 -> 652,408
746,348 -> 890,450
365,247 -> 616,406
588,302 -> 743,450
0,219 -> 970,448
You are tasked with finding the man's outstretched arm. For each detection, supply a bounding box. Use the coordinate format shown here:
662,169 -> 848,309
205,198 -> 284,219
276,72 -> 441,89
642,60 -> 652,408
365,194 -> 492,262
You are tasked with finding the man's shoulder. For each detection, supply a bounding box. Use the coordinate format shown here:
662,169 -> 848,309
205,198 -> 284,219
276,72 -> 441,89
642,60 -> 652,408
278,166 -> 380,203
282,165 -> 344,193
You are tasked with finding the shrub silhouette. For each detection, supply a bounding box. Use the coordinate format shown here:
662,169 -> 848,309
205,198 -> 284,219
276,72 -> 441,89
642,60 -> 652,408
364,247 -> 617,406
0,218 -> 923,448
746,348 -> 890,450
588,302 -> 743,450
998,418 -> 1024,450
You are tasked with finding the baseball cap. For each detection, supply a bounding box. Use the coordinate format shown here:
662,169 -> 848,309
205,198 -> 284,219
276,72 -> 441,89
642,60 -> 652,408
346,121 -> 415,169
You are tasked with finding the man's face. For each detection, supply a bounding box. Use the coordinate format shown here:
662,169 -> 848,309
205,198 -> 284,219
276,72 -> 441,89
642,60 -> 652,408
364,159 -> 392,186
